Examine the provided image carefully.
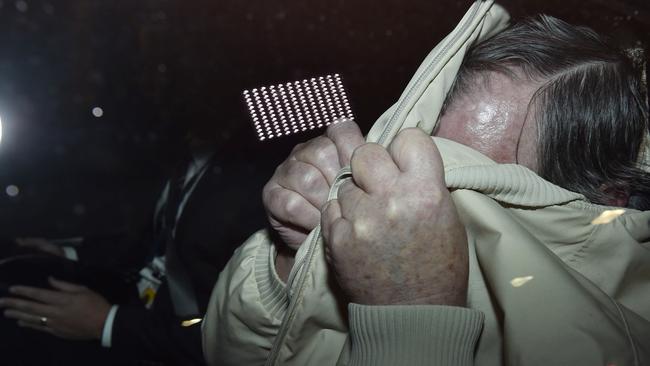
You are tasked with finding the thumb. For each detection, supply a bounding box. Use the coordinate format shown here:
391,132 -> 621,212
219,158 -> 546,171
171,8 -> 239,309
388,128 -> 445,184
326,119 -> 366,166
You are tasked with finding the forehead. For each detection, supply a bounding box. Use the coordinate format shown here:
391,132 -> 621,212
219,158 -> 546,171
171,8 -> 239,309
434,71 -> 540,165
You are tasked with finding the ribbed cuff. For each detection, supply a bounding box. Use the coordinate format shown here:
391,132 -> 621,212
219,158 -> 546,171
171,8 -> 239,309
348,304 -> 484,366
100,305 -> 119,348
61,247 -> 79,261
254,241 -> 289,320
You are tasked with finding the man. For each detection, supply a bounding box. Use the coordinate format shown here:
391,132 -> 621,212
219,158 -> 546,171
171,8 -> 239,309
0,135 -> 269,365
203,10 -> 650,366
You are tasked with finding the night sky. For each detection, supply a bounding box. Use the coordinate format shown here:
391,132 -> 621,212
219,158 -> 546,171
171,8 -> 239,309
0,0 -> 648,239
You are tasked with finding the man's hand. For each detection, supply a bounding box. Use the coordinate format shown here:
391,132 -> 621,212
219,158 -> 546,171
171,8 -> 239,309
15,238 -> 64,257
321,128 -> 469,306
0,277 -> 111,340
263,120 -> 365,250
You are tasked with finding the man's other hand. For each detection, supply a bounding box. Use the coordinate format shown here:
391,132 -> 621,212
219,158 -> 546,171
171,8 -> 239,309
321,128 -> 469,306
263,119 -> 365,250
0,277 -> 111,340
16,238 -> 64,257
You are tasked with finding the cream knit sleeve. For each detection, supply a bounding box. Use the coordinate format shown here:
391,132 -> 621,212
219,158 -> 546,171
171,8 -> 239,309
202,229 -> 287,366
347,304 -> 484,366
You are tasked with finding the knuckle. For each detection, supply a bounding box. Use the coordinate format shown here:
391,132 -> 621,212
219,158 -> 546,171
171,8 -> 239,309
282,194 -> 304,218
264,188 -> 288,216
284,160 -> 304,177
271,161 -> 289,180
351,218 -> 374,242
290,142 -> 305,155
262,181 -> 276,202
314,145 -> 336,165
385,198 -> 403,220
299,169 -> 321,192
299,136 -> 327,157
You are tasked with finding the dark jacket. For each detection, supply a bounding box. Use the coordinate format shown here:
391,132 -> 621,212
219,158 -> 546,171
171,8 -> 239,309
79,156 -> 270,365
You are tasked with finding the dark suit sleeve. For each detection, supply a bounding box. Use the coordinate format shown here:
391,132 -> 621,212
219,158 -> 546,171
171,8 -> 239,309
75,230 -> 150,272
108,157 -> 274,366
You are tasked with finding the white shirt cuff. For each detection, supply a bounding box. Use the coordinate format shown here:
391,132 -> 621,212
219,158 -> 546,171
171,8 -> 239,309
61,247 -> 79,261
100,305 -> 119,348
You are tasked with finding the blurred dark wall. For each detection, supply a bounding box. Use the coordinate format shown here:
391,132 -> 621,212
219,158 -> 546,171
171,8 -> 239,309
0,0 -> 648,238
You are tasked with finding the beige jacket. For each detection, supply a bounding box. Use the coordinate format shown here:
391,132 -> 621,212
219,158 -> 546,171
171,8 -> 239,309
203,2 -> 650,365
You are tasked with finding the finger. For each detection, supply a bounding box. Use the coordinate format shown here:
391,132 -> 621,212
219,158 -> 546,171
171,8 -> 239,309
326,120 -> 366,167
350,143 -> 399,194
320,199 -> 342,245
15,238 -> 43,247
48,277 -> 86,293
265,186 -> 321,232
17,320 -> 55,335
0,297 -> 56,316
337,179 -> 369,220
320,199 -> 352,263
388,128 -> 445,181
5,309 -> 47,324
9,286 -> 66,305
292,136 -> 340,184
273,160 -> 330,208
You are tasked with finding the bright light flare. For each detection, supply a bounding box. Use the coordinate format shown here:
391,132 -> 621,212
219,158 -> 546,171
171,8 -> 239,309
591,209 -> 625,225
6,185 -> 19,197
181,318 -> 202,327
243,74 -> 355,141
510,276 -> 534,288
92,107 -> 104,118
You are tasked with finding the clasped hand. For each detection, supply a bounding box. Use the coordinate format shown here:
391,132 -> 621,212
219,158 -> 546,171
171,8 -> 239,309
264,120 -> 468,306
0,277 -> 111,340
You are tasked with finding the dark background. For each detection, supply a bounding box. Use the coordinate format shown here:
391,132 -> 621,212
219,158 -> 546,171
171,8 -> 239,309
0,0 -> 648,239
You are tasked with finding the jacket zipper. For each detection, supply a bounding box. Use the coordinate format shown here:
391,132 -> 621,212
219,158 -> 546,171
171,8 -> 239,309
378,1 -> 483,146
265,2 -> 489,364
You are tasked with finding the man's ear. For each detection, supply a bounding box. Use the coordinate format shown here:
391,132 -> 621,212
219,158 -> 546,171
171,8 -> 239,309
599,183 -> 630,208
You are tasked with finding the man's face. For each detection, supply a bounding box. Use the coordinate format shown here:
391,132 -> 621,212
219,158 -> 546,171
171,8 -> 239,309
434,72 -> 540,172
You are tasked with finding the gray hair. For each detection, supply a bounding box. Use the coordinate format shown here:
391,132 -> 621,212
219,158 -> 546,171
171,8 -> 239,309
443,15 -> 650,209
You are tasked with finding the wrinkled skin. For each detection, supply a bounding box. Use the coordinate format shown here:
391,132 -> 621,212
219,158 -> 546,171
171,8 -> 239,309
321,128 -> 468,306
264,74 -> 541,304
263,121 -> 365,250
